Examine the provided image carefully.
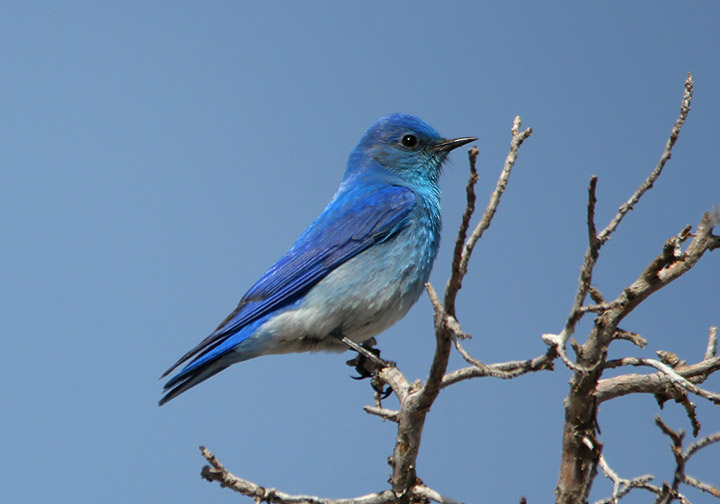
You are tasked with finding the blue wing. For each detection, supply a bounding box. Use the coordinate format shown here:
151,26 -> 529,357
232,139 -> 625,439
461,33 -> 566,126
161,184 -> 417,382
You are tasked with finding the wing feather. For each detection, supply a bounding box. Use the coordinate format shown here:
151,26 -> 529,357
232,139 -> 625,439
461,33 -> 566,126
161,185 -> 416,378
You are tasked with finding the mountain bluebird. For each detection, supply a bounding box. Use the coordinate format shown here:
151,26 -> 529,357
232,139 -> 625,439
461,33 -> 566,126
160,114 -> 475,405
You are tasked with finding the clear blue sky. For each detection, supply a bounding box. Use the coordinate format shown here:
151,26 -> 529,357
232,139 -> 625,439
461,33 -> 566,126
2,3 -> 719,503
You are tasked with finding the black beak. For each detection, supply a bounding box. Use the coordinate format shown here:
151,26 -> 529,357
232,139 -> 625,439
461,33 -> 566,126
432,136 -> 477,153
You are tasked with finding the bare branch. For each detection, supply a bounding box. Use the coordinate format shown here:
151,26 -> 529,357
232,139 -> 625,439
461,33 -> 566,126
683,475 -> 720,499
557,74 -> 695,353
441,348 -> 556,387
444,117 -> 533,313
677,395 -> 702,438
557,212 -> 718,502
599,74 -> 694,244
682,430 -> 720,498
200,446 -> 397,504
602,357 -> 720,403
645,419 -> 720,503
556,175 -> 605,351
450,337 -> 542,379
578,301 -> 625,315
655,418 -> 686,504
612,329 -> 648,348
444,146 -> 480,316
590,436 -> 720,504
201,446 -> 468,504
684,431 -> 720,460
705,326 -> 718,360
555,74 -> 703,504
591,435 -> 656,504
587,175 -> 600,250
412,485 -> 468,504
543,332 -> 590,372
363,406 -> 400,423
598,348 -> 720,404
427,282 -> 467,339
418,282 -> 455,408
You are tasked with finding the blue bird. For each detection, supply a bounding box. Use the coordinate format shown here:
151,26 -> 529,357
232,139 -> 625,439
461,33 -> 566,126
160,114 -> 475,405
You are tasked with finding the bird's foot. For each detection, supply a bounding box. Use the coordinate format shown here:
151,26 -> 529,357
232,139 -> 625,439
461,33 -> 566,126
342,338 -> 394,399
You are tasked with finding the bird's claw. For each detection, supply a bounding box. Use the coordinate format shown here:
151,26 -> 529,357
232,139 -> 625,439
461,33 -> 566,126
336,335 -> 393,397
346,344 -> 390,375
345,343 -> 394,398
372,376 -> 393,399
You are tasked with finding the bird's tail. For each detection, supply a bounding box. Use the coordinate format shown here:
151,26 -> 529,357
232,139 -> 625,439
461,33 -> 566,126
159,359 -> 231,406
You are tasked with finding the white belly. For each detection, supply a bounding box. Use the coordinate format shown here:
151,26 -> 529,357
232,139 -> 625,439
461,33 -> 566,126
248,221 -> 438,355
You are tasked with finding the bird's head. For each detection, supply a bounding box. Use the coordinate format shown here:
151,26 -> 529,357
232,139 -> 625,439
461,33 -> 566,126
347,113 -> 476,188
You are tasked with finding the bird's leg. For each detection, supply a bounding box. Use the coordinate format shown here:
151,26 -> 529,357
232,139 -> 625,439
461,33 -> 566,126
338,336 -> 385,366
334,334 -> 393,399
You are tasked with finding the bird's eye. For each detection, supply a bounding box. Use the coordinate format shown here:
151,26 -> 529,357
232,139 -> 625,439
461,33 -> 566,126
401,134 -> 419,148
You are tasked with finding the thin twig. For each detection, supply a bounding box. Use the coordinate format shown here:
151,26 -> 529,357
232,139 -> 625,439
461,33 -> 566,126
705,327 -> 718,360
363,406 -> 400,423
591,434 -> 656,504
684,431 -> 720,460
677,395 -> 701,437
557,74 -> 695,351
451,338 -> 529,378
587,175 -> 599,250
612,329 -> 647,348
651,420 -> 720,501
441,348 -> 556,387
654,418 -> 686,504
444,146 -> 480,315
599,74 -> 694,244
684,474 -> 720,498
445,117 -> 533,312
